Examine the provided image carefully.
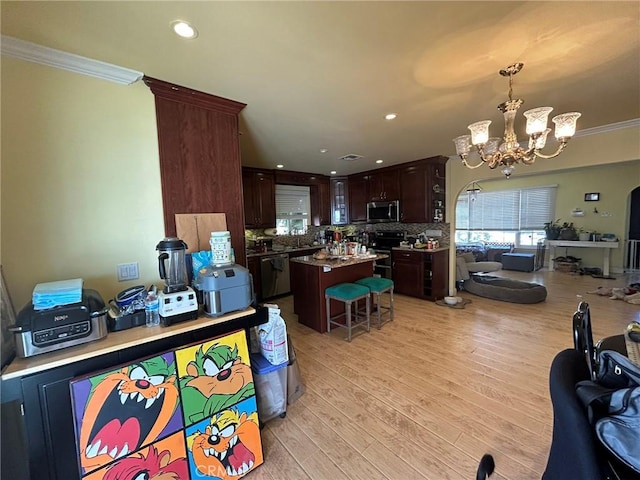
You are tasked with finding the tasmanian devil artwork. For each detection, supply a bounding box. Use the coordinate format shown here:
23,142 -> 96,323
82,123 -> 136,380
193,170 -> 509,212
72,353 -> 181,474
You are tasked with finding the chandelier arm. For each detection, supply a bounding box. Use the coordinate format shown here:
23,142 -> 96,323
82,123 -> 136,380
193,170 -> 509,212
533,142 -> 568,159
461,157 -> 486,169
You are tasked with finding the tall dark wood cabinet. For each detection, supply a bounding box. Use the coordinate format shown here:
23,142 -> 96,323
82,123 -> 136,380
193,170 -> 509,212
242,168 -> 276,228
143,77 -> 247,265
311,178 -> 331,226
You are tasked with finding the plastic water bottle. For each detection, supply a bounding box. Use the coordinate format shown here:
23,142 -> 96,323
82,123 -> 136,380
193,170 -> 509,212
144,288 -> 160,327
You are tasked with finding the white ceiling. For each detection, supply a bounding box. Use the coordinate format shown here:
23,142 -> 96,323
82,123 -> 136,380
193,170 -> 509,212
2,1 -> 639,176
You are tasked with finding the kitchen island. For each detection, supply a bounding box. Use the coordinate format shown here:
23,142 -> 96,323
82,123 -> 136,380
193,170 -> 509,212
0,307 -> 267,480
290,254 -> 385,333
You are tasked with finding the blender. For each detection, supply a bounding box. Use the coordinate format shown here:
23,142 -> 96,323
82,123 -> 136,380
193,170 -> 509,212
156,237 -> 198,326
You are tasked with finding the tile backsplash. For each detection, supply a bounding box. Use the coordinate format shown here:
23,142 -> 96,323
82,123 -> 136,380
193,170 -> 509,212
246,223 -> 450,249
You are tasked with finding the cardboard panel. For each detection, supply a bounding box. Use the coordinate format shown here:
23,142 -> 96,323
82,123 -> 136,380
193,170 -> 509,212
175,213 -> 227,253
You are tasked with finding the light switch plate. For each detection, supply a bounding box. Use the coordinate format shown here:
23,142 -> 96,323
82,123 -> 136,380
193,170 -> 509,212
117,262 -> 139,281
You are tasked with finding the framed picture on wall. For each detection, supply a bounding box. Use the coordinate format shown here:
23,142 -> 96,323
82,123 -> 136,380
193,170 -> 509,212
584,192 -> 600,201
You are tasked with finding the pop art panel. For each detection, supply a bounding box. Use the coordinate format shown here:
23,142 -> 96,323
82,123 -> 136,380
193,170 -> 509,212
185,396 -> 263,480
176,330 -> 255,427
83,430 -> 189,480
70,351 -> 182,476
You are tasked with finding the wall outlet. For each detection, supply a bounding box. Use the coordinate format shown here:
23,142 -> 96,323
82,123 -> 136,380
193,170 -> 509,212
117,262 -> 139,282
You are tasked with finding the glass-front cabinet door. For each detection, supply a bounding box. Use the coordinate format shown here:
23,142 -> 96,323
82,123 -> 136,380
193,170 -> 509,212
331,177 -> 349,225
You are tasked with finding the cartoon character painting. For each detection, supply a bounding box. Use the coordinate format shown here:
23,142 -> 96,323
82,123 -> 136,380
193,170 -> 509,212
72,353 -> 181,474
186,404 -> 263,479
177,331 -> 254,425
101,444 -> 188,480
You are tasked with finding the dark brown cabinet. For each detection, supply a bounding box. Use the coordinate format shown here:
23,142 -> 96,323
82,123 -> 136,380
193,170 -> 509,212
368,169 -> 400,201
392,248 -> 448,300
242,168 -> 276,228
330,177 -> 349,225
311,179 -> 331,226
399,156 -> 447,224
144,77 -> 247,265
246,256 -> 262,302
348,174 -> 369,223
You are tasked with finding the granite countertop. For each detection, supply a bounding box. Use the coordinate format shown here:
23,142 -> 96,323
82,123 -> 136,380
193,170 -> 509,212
246,245 -> 322,258
290,253 -> 387,268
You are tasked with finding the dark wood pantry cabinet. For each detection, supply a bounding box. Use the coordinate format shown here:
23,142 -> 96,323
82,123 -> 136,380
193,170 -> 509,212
143,77 -> 247,265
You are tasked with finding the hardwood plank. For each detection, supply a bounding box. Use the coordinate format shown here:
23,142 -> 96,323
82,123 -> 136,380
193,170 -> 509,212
246,270 -> 640,480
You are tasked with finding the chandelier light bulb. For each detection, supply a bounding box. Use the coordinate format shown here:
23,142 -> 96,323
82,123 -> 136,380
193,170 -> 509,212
524,107 -> 553,134
468,120 -> 491,145
453,135 -> 472,155
553,112 -> 582,139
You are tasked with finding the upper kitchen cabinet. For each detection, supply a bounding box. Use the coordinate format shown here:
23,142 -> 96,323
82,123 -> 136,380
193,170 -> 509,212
399,156 -> 447,223
348,173 -> 369,223
242,167 -> 276,228
330,177 -> 349,225
143,77 -> 247,264
310,178 -> 331,226
368,169 -> 400,202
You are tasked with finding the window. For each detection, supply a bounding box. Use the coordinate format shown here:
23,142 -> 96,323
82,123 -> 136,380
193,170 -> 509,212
455,185 -> 557,248
275,185 -> 310,235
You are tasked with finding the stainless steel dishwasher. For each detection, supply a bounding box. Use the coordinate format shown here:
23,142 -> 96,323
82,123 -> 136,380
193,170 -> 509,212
260,253 -> 291,299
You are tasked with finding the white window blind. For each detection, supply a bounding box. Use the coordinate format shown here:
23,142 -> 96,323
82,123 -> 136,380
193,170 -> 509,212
276,185 -> 310,219
456,185 -> 557,230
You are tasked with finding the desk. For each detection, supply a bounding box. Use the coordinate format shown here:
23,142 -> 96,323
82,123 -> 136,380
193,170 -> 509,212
547,240 -> 619,277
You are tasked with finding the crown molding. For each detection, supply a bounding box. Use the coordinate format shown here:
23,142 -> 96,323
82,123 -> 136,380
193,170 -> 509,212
1,35 -> 143,85
575,118 -> 640,138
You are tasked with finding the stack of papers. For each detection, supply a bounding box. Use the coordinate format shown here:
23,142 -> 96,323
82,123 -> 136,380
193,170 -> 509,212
32,278 -> 83,310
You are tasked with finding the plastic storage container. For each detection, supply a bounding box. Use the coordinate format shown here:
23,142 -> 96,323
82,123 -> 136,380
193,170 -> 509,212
250,353 -> 287,424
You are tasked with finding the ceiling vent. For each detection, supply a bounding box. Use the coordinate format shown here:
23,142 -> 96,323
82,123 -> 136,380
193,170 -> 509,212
338,153 -> 363,162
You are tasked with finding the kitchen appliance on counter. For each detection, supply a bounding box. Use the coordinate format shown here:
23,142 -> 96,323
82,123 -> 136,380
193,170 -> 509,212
156,237 -> 198,326
10,288 -> 109,358
261,253 -> 291,299
193,264 -> 253,317
372,230 -> 405,278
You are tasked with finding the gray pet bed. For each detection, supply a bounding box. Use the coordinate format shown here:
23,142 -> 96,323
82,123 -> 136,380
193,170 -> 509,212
464,275 -> 547,304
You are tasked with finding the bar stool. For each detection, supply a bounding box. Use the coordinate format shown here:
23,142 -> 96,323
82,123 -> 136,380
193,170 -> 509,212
325,283 -> 370,342
354,277 -> 394,329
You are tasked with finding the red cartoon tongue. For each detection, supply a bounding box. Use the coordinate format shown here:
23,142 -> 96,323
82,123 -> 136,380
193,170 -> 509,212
94,418 -> 141,456
228,442 -> 255,470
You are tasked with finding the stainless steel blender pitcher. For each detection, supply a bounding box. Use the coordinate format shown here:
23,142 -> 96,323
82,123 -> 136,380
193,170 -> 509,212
156,237 -> 189,293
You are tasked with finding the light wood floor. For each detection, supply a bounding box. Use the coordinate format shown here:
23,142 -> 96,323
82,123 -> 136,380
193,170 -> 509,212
248,269 -> 640,480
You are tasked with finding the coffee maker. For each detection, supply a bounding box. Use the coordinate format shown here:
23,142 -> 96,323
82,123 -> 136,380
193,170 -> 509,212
156,237 -> 198,326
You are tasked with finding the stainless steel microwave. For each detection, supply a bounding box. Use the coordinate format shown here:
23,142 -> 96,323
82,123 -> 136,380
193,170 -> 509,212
366,200 -> 400,223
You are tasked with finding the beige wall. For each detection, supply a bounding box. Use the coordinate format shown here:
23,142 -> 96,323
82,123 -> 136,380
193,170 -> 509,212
1,57 -> 164,308
469,162 -> 640,268
446,126 -> 640,293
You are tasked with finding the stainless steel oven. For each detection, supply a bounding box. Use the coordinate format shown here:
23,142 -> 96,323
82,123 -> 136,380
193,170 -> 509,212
372,231 -> 405,279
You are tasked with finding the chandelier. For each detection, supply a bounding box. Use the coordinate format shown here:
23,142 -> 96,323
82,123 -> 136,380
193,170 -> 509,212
453,63 -> 581,178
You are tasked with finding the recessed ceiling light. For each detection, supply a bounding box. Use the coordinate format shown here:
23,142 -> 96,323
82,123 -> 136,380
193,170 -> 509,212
385,113 -> 397,120
330,170 -> 337,175
276,164 -> 284,168
171,20 -> 198,39
376,159 -> 384,164
320,149 -> 328,153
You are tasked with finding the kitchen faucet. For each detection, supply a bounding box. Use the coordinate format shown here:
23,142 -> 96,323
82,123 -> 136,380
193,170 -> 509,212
297,237 -> 300,248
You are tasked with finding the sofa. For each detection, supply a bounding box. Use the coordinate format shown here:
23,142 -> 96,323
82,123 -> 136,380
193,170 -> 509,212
456,251 -> 503,282
455,241 -> 514,262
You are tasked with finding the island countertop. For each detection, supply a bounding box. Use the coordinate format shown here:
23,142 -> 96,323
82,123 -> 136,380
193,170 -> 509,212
290,253 -> 387,268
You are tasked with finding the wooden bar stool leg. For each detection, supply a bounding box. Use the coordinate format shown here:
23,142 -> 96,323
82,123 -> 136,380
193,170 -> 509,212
366,294 -> 371,332
390,288 -> 394,321
375,292 -> 382,329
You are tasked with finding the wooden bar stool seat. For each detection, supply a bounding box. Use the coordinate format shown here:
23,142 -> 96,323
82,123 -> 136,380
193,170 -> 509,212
355,277 -> 394,329
325,283 -> 370,342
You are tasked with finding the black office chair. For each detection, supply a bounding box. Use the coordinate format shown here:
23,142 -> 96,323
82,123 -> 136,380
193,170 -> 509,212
543,302 -> 640,480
